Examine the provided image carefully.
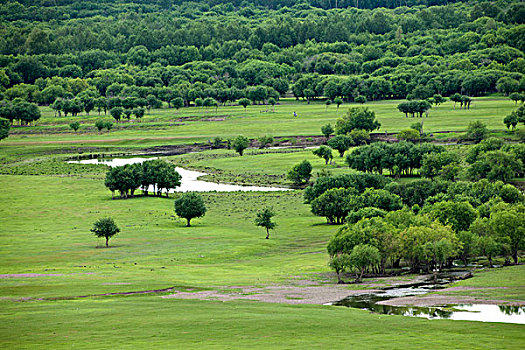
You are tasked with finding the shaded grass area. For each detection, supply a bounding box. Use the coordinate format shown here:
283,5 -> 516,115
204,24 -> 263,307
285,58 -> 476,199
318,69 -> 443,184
1,297 -> 524,349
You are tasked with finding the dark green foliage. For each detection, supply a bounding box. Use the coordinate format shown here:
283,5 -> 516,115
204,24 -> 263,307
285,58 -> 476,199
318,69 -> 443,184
238,98 -> 251,110
335,107 -> 381,134
349,244 -> 381,283
233,135 -> 250,156
304,173 -> 391,203
0,100 -> 40,125
327,135 -> 352,157
110,106 -> 123,123
468,150 -> 523,182
420,152 -> 460,180
174,192 -> 207,227
311,188 -> 401,224
311,188 -> 356,225
0,117 -> 10,140
384,179 -> 450,207
287,160 -> 312,186
254,206 -> 277,239
346,207 -> 387,224
397,100 -> 431,118
104,160 -> 181,199
321,124 -> 334,140
94,119 -> 106,132
465,121 -> 488,143
426,201 -> 478,232
90,217 -> 120,247
312,146 -> 333,165
69,121 -> 80,132
354,95 -> 367,104
346,142 -> 444,176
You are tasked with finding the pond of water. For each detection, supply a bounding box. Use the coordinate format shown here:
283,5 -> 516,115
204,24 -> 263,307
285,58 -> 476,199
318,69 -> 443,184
69,157 -> 291,193
334,273 -> 525,325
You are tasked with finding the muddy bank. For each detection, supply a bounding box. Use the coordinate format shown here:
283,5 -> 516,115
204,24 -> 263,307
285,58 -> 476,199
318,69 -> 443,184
162,285 -> 377,305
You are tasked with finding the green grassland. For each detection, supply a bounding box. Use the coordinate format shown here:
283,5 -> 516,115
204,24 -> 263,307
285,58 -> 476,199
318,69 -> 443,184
0,174 -> 524,349
3,96 -> 518,148
1,97 -> 525,348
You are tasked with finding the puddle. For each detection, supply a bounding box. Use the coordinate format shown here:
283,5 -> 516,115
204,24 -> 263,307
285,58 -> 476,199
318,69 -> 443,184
334,272 -> 525,324
69,157 -> 291,192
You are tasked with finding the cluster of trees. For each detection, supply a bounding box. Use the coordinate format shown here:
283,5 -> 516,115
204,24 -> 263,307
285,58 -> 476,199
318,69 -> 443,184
310,107 -> 381,161
305,171 -> 525,281
1,1 -> 525,115
346,141 -> 444,176
306,172 -> 523,226
464,138 -> 524,182
397,100 -> 432,118
104,160 -> 182,198
0,99 -> 40,125
504,104 -> 525,131
328,200 -> 524,283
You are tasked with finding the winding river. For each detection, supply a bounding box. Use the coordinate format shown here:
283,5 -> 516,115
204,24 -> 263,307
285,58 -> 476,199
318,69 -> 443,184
69,157 -> 291,192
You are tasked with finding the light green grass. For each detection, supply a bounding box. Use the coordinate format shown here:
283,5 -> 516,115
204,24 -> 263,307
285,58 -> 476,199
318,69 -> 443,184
433,265 -> 525,302
3,96 -> 518,147
170,148 -> 352,186
1,297 -> 524,349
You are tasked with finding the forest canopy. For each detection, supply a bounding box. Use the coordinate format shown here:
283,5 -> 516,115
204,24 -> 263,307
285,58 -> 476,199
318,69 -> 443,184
0,1 -> 524,114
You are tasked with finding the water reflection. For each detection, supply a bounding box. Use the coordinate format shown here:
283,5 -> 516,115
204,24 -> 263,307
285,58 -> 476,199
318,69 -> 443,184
69,157 -> 291,192
336,292 -> 525,324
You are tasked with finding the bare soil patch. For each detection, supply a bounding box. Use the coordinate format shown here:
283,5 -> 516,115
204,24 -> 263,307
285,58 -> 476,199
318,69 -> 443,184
162,285 -> 377,305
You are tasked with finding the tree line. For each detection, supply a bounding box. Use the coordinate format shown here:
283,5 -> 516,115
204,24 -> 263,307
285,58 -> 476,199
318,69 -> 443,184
1,1 -> 525,116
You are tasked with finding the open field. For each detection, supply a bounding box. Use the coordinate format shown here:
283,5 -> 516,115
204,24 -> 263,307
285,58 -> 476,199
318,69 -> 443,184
0,173 -> 524,349
1,97 -> 525,348
2,96 -> 518,148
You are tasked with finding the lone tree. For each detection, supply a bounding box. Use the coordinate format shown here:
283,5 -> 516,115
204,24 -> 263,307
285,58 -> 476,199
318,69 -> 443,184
0,117 -> 10,140
69,121 -> 80,133
254,207 -> 277,239
321,123 -> 334,141
287,160 -> 312,186
312,146 -> 333,164
327,135 -> 352,157
91,217 -> 120,247
335,107 -> 381,134
238,98 -> 251,111
174,192 -> 207,227
465,120 -> 488,143
233,135 -> 250,156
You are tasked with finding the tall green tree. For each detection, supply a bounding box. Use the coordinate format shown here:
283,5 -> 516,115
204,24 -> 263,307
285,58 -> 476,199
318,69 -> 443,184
174,192 -> 207,227
254,207 -> 277,239
91,217 -> 120,247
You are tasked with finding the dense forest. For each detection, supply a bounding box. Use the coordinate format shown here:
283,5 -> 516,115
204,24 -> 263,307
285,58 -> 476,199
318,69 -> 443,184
0,0 -> 525,122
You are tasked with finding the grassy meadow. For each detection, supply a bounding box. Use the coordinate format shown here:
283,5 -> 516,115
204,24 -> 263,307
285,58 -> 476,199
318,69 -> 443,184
2,96 -> 518,148
1,97 -> 525,348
